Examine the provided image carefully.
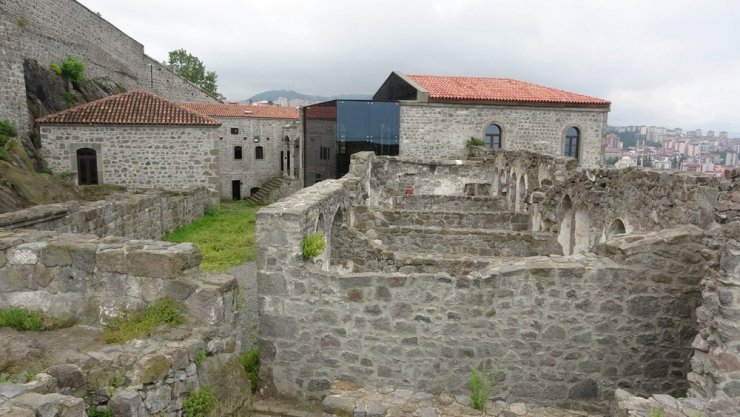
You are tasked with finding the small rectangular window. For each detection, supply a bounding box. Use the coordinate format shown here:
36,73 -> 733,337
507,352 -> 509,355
234,146 -> 243,160
230,128 -> 239,134
319,146 -> 331,160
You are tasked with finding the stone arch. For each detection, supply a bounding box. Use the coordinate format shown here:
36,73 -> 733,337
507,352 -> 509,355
572,204 -> 591,254
558,195 -> 573,255
607,218 -> 627,240
537,163 -> 553,189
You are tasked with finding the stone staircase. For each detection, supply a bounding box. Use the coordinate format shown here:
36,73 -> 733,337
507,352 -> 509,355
333,194 -> 562,276
245,176 -> 291,205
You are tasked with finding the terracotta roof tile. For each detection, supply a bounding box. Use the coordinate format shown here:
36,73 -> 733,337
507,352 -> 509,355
35,89 -> 221,126
181,103 -> 299,120
406,74 -> 610,106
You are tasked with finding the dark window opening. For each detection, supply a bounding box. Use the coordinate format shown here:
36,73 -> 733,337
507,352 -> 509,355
255,146 -> 264,160
484,124 -> 502,149
231,180 -> 241,200
564,126 -> 580,159
230,128 -> 239,134
76,148 -> 98,185
320,146 -> 331,160
250,187 -> 260,195
234,146 -> 242,160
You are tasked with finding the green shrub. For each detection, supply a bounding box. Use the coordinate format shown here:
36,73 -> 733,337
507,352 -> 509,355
64,91 -> 77,107
0,307 -> 44,331
301,232 -> 325,260
183,386 -> 216,417
195,349 -> 207,365
57,171 -> 74,180
102,298 -> 184,344
238,348 -> 260,393
49,63 -> 62,75
0,120 -> 17,138
466,137 -> 485,147
470,367 -> 497,411
38,166 -> 53,175
203,203 -> 219,216
17,16 -> 27,29
61,56 -> 86,83
86,405 -> 112,417
0,146 -> 7,161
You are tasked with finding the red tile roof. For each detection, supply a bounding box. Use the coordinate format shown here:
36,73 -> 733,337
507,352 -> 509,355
35,89 -> 221,126
181,103 -> 299,120
406,74 -> 610,106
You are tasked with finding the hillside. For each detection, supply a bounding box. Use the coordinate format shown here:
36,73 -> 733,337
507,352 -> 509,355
245,89 -> 372,105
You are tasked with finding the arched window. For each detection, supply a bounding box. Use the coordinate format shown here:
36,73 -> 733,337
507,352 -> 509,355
255,146 -> 264,160
608,219 -> 627,239
234,146 -> 242,160
76,148 -> 98,185
564,127 -> 580,159
484,124 -> 502,149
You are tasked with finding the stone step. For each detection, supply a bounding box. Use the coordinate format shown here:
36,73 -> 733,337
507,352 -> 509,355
353,206 -> 529,231
252,399 -> 323,417
393,194 -> 509,212
372,225 -> 561,257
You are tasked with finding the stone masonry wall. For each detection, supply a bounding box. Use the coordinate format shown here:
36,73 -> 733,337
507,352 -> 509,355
39,125 -> 220,196
216,117 -> 299,200
0,229 -> 237,326
0,188 -> 209,240
399,102 -> 607,168
0,0 -> 218,138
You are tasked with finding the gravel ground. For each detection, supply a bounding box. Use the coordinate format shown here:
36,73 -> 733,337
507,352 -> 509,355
228,261 -> 258,353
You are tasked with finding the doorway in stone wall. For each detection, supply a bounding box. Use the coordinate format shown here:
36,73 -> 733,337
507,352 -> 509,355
232,180 -> 241,200
76,148 -> 98,185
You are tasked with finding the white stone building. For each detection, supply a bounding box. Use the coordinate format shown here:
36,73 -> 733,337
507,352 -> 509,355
181,103 -> 300,200
373,71 -> 611,167
37,90 -> 222,196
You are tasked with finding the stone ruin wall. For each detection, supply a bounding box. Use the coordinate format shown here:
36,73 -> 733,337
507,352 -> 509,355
0,0 -> 219,140
256,151 -> 740,416
0,187 -> 210,241
0,229 -> 252,417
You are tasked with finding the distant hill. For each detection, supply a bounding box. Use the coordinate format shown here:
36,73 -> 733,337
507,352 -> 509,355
243,90 -> 372,106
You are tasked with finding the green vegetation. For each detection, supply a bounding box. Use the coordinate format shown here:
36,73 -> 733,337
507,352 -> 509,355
469,367 -> 497,411
238,348 -> 260,393
86,405 -> 112,417
0,120 -> 17,161
61,56 -> 86,83
17,16 -> 27,29
649,409 -> 664,417
195,349 -> 207,365
301,232 -> 326,260
64,91 -> 77,108
183,386 -> 216,417
102,298 -> 184,344
49,63 -> 62,75
0,307 -> 75,331
163,49 -> 219,96
165,201 -> 260,271
466,137 -> 485,147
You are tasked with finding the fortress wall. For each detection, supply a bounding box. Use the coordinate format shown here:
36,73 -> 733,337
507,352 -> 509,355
0,187 -> 210,240
0,0 -> 218,137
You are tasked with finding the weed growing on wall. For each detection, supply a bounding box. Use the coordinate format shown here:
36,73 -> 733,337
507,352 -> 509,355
466,137 -> 485,147
649,409 -> 664,417
49,63 -> 62,75
301,232 -> 326,260
195,349 -> 207,365
0,120 -> 17,161
238,348 -> 260,393
17,16 -> 27,29
61,56 -> 86,83
183,386 -> 216,417
86,405 -> 112,417
64,91 -> 77,108
102,298 -> 184,344
470,367 -> 497,411
0,307 -> 75,331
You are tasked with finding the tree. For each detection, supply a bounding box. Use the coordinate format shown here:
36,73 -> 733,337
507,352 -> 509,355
163,49 -> 219,96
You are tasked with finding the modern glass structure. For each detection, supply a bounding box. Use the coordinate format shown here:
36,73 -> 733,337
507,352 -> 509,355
303,100 -> 400,186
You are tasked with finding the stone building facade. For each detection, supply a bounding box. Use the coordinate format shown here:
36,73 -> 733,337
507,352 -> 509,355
181,103 -> 300,200
0,0 -> 219,140
37,90 -> 221,196
374,72 -> 610,168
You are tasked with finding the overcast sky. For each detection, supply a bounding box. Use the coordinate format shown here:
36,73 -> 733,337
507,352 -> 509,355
78,0 -> 740,133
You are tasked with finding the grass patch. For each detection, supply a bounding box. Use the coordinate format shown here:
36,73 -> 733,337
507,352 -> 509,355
165,201 -> 261,271
301,232 -> 325,260
102,298 -> 184,344
183,386 -> 216,417
0,307 -> 75,331
238,348 -> 260,393
470,367 -> 497,411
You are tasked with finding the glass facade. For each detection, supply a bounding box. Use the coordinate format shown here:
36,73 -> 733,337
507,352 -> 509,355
303,100 -> 400,186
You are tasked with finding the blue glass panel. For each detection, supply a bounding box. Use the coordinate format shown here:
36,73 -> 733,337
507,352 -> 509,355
337,101 -> 370,141
369,102 -> 400,145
